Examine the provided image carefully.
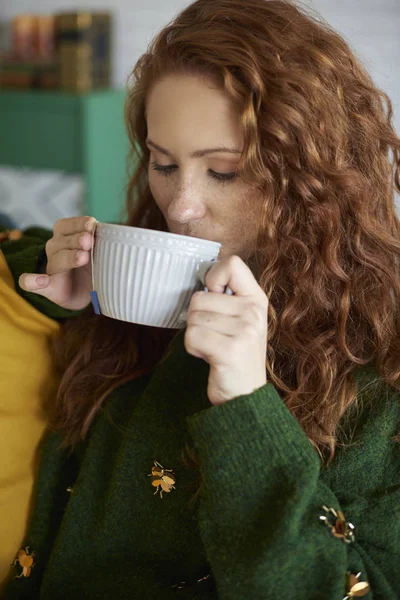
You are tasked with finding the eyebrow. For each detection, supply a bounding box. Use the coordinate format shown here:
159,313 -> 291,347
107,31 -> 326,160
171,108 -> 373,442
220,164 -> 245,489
146,139 -> 241,158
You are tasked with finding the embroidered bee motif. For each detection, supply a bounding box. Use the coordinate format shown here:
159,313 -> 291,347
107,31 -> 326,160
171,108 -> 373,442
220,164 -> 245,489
148,460 -> 176,498
0,229 -> 23,244
13,546 -> 35,579
343,571 -> 370,599
320,506 -> 355,544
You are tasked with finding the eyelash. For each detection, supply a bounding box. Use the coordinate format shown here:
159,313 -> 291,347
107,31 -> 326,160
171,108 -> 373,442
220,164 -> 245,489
150,162 -> 238,183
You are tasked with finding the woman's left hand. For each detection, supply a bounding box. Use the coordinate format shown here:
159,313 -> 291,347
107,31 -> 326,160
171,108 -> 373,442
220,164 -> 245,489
184,255 -> 268,406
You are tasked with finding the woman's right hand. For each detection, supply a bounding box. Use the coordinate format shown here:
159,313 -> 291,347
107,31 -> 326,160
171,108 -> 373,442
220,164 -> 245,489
19,216 -> 97,311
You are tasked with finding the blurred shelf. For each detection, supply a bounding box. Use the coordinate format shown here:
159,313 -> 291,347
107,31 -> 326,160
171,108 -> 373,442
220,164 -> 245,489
0,89 -> 130,223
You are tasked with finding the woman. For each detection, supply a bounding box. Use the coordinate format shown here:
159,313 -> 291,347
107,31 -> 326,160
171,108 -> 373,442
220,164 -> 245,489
6,0 -> 400,597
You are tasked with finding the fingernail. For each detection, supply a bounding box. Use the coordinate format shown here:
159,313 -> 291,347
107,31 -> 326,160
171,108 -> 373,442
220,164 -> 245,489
85,218 -> 96,232
36,275 -> 49,287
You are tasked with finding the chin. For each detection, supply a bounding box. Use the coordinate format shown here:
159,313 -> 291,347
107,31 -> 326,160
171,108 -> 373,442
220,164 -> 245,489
217,246 -> 232,259
219,247 -> 250,261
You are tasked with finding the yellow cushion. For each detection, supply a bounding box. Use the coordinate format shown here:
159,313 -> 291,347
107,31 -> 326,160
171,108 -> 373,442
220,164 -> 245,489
0,250 -> 59,590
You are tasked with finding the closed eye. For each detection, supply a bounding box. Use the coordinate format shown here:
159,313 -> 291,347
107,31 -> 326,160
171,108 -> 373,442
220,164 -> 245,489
151,162 -> 177,176
208,169 -> 238,182
150,162 -> 238,183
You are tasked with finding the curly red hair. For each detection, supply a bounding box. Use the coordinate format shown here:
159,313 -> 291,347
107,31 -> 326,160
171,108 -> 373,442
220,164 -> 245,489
53,0 -> 400,459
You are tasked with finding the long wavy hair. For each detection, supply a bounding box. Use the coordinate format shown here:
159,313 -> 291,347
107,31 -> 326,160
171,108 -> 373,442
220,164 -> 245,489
53,0 -> 400,460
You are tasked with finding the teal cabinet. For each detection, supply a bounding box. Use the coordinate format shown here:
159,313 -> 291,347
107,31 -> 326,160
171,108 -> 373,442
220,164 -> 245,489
0,89 -> 130,223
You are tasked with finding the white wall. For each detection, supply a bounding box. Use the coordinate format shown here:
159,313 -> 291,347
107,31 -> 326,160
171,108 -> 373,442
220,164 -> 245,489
0,0 -> 399,131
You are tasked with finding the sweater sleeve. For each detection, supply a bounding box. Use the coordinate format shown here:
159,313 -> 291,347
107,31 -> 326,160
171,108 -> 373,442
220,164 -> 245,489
186,382 -> 400,599
1,227 -> 82,321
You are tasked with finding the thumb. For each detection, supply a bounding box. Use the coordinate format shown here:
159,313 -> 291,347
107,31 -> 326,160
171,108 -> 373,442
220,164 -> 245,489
19,273 -> 52,297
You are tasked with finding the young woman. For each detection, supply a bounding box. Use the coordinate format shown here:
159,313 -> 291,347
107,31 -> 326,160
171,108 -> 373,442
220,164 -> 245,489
7,0 -> 400,597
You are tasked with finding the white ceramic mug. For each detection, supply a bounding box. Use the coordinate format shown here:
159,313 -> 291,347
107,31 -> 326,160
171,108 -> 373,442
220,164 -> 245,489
92,222 -> 222,328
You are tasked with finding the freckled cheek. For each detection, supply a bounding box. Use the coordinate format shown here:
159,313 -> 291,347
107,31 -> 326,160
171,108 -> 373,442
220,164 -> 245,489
148,173 -> 173,213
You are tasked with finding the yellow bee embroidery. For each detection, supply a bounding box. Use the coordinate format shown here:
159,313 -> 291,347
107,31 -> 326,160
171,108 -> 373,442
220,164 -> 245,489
148,461 -> 176,498
343,572 -> 370,599
0,229 -> 23,244
320,506 -> 355,544
13,547 -> 35,579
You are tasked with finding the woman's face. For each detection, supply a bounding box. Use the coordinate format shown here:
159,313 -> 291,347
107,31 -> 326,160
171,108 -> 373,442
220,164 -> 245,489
146,74 -> 263,260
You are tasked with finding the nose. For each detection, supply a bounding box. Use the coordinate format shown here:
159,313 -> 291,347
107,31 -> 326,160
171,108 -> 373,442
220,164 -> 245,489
166,179 -> 206,224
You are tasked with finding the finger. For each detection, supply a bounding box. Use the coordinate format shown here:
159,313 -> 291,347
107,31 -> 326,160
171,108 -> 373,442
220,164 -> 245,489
189,290 -> 243,316
185,325 -> 230,362
189,292 -> 268,331
187,309 -> 239,335
47,249 -> 90,275
52,231 -> 93,253
205,255 -> 267,299
19,273 -> 51,293
19,272 -> 69,304
53,216 -> 96,237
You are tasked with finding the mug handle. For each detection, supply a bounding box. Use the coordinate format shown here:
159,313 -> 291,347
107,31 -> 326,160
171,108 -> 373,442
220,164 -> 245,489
197,260 -> 233,295
177,260 -> 233,325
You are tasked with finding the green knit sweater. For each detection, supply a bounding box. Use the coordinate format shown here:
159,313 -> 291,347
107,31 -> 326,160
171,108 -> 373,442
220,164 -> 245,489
2,234 -> 400,599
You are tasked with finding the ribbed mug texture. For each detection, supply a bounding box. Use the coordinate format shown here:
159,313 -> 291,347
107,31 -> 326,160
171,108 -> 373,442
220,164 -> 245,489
93,223 -> 221,328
